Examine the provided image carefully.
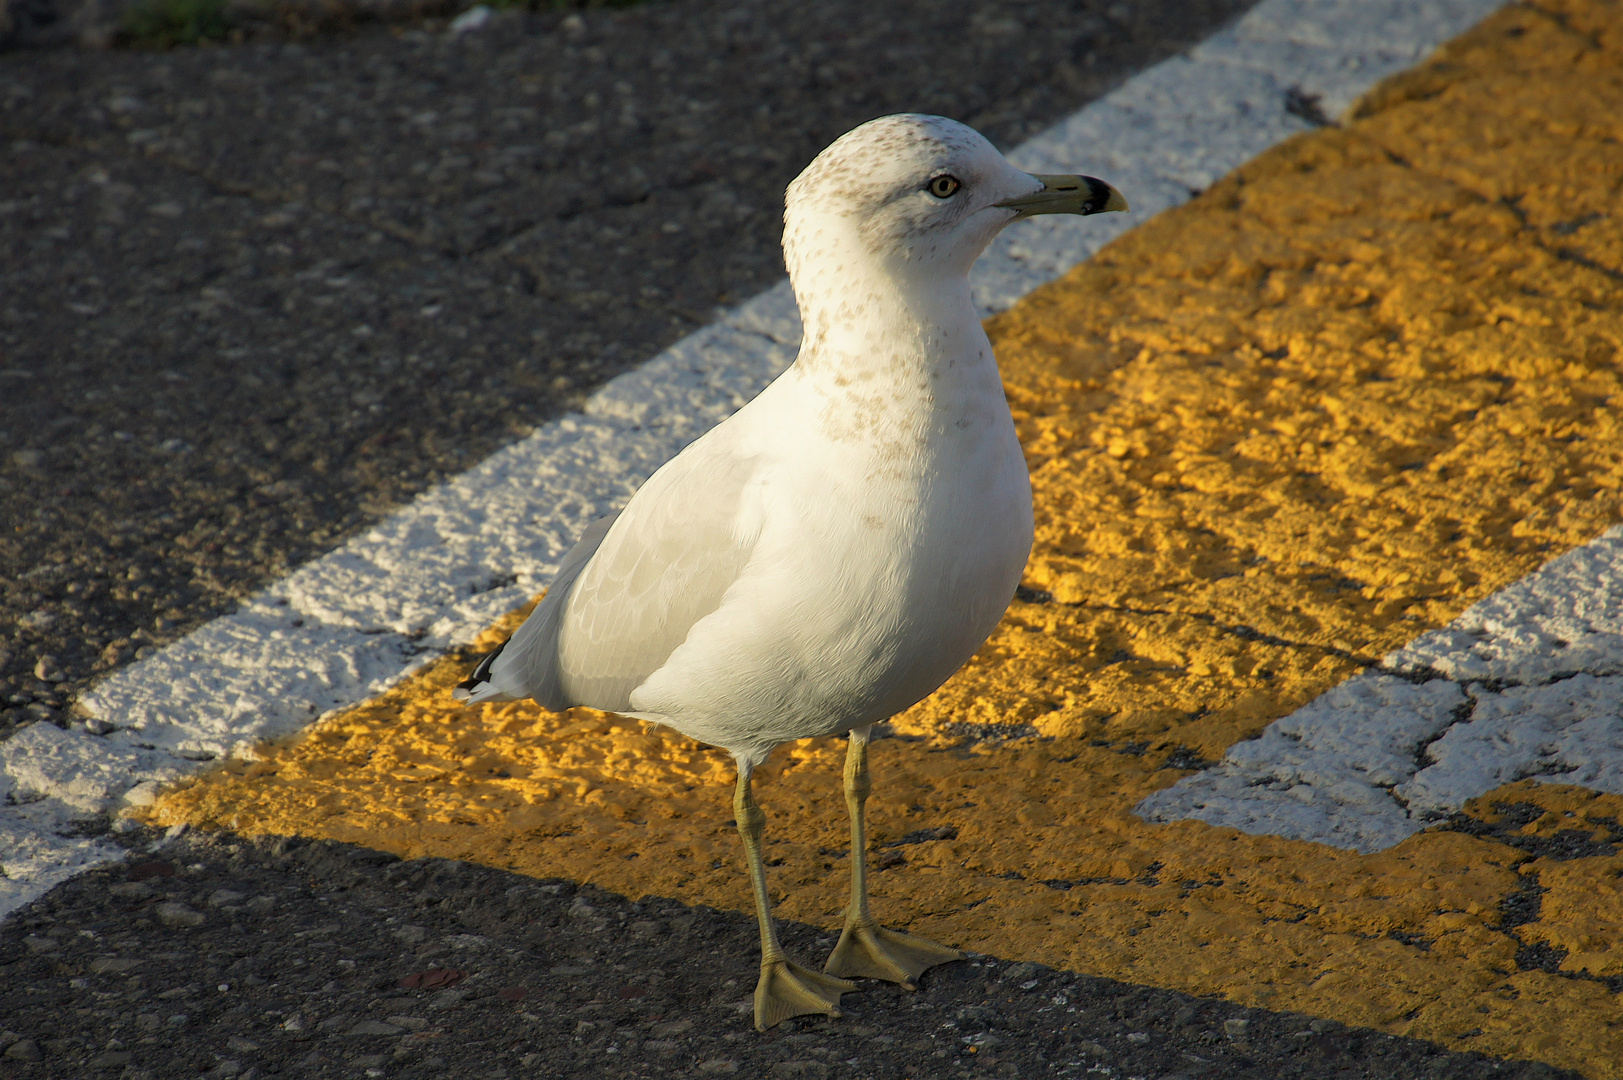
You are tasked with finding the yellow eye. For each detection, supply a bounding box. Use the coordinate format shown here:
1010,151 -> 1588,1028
927,175 -> 961,199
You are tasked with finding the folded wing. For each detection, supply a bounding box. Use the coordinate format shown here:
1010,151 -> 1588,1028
453,509 -> 620,706
558,447 -> 758,711
456,438 -> 759,714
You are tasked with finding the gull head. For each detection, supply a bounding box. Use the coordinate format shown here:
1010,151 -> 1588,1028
783,113 -> 1126,288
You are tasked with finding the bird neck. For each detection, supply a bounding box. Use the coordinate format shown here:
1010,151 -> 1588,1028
790,264 -> 988,387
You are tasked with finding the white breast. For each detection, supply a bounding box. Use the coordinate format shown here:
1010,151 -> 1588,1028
627,312 -> 1033,758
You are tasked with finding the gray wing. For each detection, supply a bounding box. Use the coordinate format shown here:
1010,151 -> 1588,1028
455,510 -> 621,707
555,445 -> 758,712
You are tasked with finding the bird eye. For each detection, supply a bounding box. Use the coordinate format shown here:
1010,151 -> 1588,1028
927,175 -> 961,199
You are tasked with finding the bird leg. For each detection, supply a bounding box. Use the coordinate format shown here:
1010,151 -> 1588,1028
734,760 -> 856,1031
825,725 -> 963,988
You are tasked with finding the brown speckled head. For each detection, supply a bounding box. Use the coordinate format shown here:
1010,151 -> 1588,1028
786,114 -> 990,217
782,113 -> 1043,288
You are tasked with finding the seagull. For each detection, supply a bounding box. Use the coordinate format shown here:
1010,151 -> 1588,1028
455,113 -> 1126,1030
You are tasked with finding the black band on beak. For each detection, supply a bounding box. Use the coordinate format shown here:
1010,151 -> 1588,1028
1080,176 -> 1118,215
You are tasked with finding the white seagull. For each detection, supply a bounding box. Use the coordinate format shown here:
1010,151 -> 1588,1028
456,113 -> 1126,1030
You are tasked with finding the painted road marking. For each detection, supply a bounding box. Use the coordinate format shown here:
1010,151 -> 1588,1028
142,3 -> 1623,1075
0,0 -> 1508,915
1140,526 -> 1623,851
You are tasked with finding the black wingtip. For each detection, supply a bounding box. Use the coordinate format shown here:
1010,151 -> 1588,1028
456,639 -> 507,694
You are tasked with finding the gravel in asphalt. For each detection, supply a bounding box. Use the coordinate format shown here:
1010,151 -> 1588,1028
0,0 -> 1257,737
0,825 -> 1582,1080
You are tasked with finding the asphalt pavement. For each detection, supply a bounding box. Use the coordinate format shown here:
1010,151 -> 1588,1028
0,825 -> 1581,1079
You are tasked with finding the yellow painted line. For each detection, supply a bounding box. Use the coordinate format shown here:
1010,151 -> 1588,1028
147,2 -> 1623,1075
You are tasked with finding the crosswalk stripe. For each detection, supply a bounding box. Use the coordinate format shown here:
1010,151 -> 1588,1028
1140,527 -> 1623,851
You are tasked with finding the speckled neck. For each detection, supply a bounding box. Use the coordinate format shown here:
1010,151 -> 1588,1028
783,208 -> 992,394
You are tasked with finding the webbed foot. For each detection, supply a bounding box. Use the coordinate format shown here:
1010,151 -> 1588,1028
754,958 -> 858,1031
824,921 -> 963,989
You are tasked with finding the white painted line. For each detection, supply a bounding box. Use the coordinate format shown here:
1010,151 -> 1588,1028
1137,526 -> 1623,852
0,0 -> 1508,917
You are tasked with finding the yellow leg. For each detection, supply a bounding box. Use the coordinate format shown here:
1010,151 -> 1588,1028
824,725 -> 963,988
734,759 -> 857,1031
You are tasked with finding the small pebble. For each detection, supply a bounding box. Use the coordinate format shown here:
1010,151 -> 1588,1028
348,1021 -> 405,1037
385,1016 -> 428,1031
1001,961 -> 1042,983
448,4 -> 491,33
89,957 -> 141,974
770,1062 -> 830,1079
651,1019 -> 694,1037
154,902 -> 205,928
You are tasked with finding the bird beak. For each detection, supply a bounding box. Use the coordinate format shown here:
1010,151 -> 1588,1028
996,174 -> 1129,219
